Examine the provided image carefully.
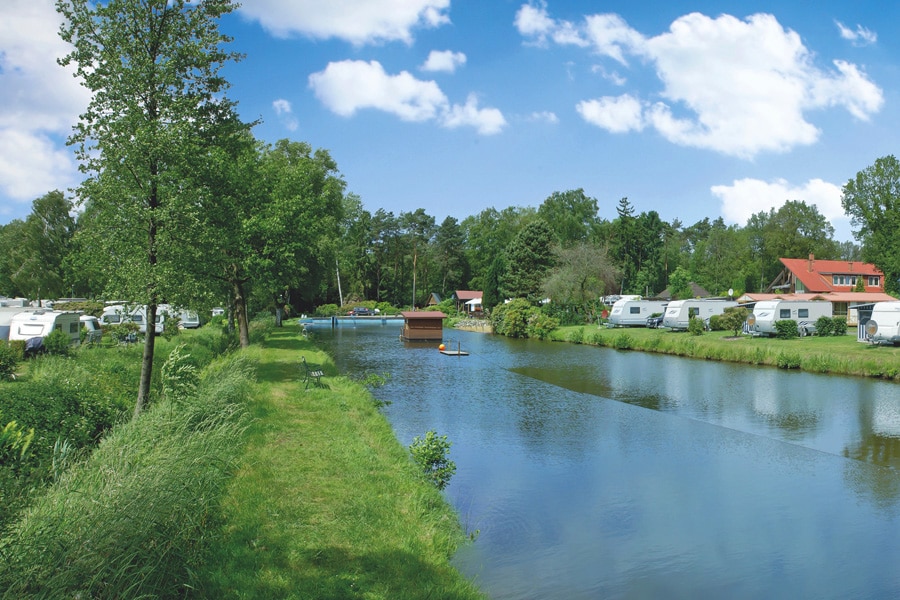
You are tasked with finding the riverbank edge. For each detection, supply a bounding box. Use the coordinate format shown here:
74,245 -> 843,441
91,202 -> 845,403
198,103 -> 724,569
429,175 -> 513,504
202,328 -> 485,599
547,324 -> 900,380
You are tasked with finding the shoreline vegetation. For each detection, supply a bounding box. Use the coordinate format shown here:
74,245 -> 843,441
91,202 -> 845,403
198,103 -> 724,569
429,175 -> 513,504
0,324 -> 484,599
546,324 -> 900,380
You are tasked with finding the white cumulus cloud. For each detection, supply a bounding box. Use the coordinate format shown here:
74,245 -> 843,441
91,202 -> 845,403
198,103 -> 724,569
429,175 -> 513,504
576,95 -> 643,133
421,50 -> 467,73
518,7 -> 884,159
0,0 -> 88,212
238,0 -> 450,45
309,60 -> 505,135
711,177 -> 845,227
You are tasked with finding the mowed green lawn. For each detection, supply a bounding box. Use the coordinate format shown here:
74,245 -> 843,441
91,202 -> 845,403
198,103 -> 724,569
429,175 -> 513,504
199,327 -> 484,600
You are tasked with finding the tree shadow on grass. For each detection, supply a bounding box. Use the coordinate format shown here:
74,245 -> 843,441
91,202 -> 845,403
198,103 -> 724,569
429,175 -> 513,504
202,543 -> 480,600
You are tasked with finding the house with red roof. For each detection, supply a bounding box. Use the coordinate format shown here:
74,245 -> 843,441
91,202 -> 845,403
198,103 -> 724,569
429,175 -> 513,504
766,254 -> 885,294
738,254 -> 895,325
451,290 -> 483,314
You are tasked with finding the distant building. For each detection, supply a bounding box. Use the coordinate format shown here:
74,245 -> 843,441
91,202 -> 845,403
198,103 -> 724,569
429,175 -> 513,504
451,290 -> 483,314
766,254 -> 884,294
658,282 -> 711,300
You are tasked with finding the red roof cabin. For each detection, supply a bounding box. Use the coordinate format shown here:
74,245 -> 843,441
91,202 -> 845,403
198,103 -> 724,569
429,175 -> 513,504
767,254 -> 884,294
400,311 -> 446,342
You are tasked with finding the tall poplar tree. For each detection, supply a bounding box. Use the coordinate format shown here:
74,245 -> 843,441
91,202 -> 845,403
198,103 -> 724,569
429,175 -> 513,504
57,0 -> 243,416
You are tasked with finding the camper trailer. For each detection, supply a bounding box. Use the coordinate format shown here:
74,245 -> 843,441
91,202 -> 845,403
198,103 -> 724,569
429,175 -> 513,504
101,304 -> 167,335
662,299 -> 738,331
178,309 -> 201,329
80,314 -> 103,344
0,307 -> 41,341
607,296 -> 668,327
8,310 -> 81,344
864,301 -> 900,345
745,300 -> 832,337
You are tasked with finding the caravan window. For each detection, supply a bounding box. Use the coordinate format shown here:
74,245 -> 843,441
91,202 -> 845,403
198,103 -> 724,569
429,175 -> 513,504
798,309 -> 809,318
689,307 -> 699,318
131,315 -> 143,323
629,306 -> 641,314
18,323 -> 44,336
779,309 -> 791,318
69,322 -> 79,334
104,314 -> 121,324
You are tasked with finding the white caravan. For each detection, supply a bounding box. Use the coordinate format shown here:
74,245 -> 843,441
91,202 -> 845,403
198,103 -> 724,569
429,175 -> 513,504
100,304 -> 167,335
608,296 -> 669,327
0,307 -> 41,341
864,301 -> 900,345
178,309 -> 201,329
8,310 -> 81,344
745,300 -> 832,337
662,299 -> 739,331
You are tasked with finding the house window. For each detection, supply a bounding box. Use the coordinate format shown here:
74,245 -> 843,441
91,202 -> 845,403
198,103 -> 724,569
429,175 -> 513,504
832,275 -> 858,286
833,302 -> 848,317
868,276 -> 880,287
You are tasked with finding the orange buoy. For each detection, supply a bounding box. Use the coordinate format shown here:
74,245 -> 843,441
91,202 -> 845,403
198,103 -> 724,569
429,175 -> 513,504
438,343 -> 445,351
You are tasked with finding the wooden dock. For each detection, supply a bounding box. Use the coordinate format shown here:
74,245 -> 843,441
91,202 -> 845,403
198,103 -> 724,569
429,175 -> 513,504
439,349 -> 469,356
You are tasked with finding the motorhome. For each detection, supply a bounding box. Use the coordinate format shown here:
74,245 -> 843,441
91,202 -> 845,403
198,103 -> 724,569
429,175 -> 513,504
607,296 -> 669,327
8,310 -> 81,344
745,300 -> 832,337
662,299 -> 738,331
864,301 -> 900,345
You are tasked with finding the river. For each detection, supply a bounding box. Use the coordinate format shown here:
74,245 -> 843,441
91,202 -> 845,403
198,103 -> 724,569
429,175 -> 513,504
313,320 -> 900,599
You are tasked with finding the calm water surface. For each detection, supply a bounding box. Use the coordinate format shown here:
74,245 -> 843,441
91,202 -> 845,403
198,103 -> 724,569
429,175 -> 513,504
314,321 -> 900,599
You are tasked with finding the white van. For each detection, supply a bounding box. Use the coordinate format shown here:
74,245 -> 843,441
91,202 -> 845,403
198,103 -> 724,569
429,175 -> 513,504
745,300 -> 832,337
608,297 -> 668,327
864,301 -> 900,345
8,310 -> 81,344
662,299 -> 738,331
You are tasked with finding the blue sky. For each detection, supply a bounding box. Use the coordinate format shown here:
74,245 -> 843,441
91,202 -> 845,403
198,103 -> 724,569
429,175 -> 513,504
2,1 -> 896,242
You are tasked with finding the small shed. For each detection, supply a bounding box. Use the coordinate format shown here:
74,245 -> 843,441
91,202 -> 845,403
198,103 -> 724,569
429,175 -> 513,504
400,311 -> 446,342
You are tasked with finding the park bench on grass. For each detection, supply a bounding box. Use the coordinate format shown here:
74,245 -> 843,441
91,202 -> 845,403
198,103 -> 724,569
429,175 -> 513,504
301,356 -> 325,389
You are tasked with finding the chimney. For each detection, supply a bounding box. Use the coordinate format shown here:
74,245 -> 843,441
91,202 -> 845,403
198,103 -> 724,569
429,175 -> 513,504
808,253 -> 814,272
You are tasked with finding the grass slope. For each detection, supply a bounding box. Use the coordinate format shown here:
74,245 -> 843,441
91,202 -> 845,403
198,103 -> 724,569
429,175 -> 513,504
551,325 -> 900,378
200,328 -> 483,600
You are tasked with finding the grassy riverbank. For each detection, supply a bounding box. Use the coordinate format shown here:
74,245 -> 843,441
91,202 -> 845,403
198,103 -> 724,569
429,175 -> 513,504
199,327 -> 484,599
549,325 -> 900,379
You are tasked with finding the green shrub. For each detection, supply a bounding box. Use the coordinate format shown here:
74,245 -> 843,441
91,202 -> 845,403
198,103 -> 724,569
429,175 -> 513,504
776,351 -> 801,369
43,329 -> 71,356
832,316 -> 848,336
566,327 -> 585,344
613,332 -> 633,349
721,307 -> 750,337
0,342 -> 21,380
688,316 -> 705,336
526,312 -> 559,340
815,315 -> 834,336
491,298 -> 532,338
774,319 -> 799,339
708,314 -> 724,331
409,430 -> 456,490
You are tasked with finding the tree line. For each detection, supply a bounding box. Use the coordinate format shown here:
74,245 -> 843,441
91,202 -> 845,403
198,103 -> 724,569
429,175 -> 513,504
1,0 -> 898,414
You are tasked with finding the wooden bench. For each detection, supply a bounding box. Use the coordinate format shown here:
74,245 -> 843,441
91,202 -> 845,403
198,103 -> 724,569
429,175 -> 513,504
301,356 -> 325,389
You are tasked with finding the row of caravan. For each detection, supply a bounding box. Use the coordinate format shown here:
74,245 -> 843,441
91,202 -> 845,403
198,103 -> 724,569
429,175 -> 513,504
100,304 -> 201,334
608,297 -> 739,330
608,296 -> 838,337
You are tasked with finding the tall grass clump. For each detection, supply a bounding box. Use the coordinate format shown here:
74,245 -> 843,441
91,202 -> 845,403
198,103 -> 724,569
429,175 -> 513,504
0,352 -> 254,599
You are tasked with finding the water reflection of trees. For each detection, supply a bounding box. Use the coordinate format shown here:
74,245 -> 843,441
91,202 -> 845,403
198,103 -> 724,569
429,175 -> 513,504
843,392 -> 900,510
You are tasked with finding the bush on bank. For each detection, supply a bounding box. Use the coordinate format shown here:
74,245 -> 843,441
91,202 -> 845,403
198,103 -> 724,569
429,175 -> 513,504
0,351 -> 254,598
